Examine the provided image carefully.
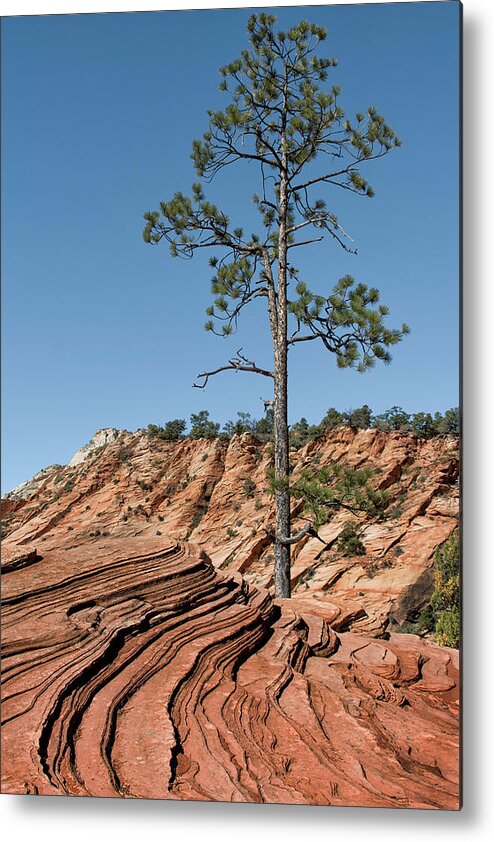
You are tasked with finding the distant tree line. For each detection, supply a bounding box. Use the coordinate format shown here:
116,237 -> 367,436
289,404 -> 459,448
147,405 -> 459,445
147,409 -> 275,442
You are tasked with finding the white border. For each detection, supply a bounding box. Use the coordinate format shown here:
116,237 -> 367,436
1,0 -> 493,838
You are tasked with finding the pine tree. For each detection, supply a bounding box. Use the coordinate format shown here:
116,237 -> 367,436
189,410 -> 220,439
348,404 -> 373,429
320,407 -> 346,430
143,14 -> 409,597
147,419 -> 187,441
372,406 -> 411,431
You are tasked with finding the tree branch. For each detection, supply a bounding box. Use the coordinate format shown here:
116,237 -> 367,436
193,348 -> 273,388
287,333 -> 320,346
264,520 -> 326,546
287,237 -> 325,250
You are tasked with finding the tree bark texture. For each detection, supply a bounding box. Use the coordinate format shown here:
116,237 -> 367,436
273,125 -> 291,599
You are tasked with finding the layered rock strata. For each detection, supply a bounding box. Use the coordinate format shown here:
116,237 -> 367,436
2,428 -> 459,636
1,537 -> 459,807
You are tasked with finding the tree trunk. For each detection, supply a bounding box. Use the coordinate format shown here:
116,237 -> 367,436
273,341 -> 291,598
273,113 -> 291,599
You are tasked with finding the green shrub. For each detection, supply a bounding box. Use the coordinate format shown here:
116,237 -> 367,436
147,420 -> 186,441
189,410 -> 220,439
190,511 -> 203,530
409,412 -> 436,438
117,447 -> 133,462
387,503 -> 403,520
243,478 -> 256,497
320,407 -> 345,430
254,408 -> 274,440
437,407 -> 460,435
348,405 -> 372,430
223,411 -> 256,437
289,417 -> 321,449
417,530 -> 460,647
222,410 -> 274,441
435,610 -> 460,648
337,522 -> 366,556
372,406 -> 410,431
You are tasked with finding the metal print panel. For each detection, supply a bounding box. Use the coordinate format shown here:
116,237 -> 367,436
1,1 -> 461,809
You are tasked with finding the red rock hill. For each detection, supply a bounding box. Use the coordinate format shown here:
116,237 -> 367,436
2,426 -> 459,637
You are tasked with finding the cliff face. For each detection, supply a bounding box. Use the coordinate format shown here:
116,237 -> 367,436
2,427 -> 459,637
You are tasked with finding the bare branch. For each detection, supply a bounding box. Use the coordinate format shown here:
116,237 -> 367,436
287,237 -> 325,250
264,520 -> 326,546
194,348 -> 273,388
287,333 -> 320,346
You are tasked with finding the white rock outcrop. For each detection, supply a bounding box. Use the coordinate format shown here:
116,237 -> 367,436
68,428 -> 121,467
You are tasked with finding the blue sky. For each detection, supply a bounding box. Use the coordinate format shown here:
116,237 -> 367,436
1,2 -> 460,492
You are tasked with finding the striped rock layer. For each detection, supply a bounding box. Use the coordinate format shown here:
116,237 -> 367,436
1,537 -> 459,808
1,428 -> 459,637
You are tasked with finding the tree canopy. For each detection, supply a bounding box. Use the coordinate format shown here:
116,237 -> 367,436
143,13 -> 408,382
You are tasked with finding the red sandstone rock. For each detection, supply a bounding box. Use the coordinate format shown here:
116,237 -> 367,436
1,537 -> 459,807
2,428 -> 459,637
